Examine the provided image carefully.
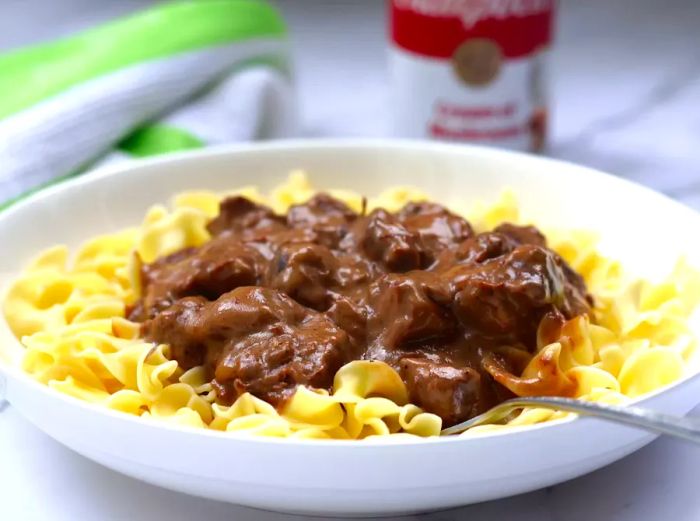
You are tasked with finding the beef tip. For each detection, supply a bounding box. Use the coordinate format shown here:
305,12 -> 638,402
287,194 -> 357,228
267,242 -> 337,310
493,223 -> 546,247
448,244 -> 590,347
400,357 -> 484,426
560,261 -> 594,315
144,247 -> 197,272
133,237 -> 269,320
143,287 -> 350,406
455,232 -> 518,264
183,239 -> 269,299
128,247 -> 196,321
287,194 -> 358,248
331,250 -> 383,294
444,231 -> 589,318
142,296 -> 208,369
138,247 -> 196,296
366,272 -> 454,350
207,196 -> 285,237
142,287 -> 297,368
326,295 -> 367,350
215,311 -> 349,406
397,202 -> 474,261
432,231 -> 518,271
351,209 -> 426,272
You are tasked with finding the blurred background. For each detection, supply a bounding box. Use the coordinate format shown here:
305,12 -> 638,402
1,0 -> 699,204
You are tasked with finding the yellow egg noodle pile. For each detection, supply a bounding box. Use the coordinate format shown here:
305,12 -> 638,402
4,172 -> 700,439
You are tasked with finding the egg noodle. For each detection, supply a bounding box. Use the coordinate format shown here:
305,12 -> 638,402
4,172 -> 700,439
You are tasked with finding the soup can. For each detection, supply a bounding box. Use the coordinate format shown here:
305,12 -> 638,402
389,0 -> 555,152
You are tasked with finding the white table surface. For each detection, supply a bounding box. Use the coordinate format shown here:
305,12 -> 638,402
2,1 -> 700,519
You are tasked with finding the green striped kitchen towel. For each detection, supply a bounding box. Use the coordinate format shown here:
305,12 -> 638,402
0,0 -> 295,208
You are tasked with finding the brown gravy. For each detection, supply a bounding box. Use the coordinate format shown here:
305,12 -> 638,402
131,194 -> 591,426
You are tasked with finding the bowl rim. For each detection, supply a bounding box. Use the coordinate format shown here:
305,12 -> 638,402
2,137 -> 700,448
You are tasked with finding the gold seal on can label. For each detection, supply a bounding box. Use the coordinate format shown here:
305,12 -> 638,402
451,38 -> 502,87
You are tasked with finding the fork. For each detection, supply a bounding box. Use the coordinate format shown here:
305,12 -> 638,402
440,395 -> 700,443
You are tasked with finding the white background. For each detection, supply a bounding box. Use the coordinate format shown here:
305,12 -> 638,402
1,1 -> 700,519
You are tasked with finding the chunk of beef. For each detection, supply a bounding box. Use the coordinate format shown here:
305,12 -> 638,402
350,209 -> 426,272
326,295 -> 367,350
142,296 -> 208,369
400,357 -> 485,426
397,202 -> 474,261
493,223 -> 546,247
448,244 -> 590,347
143,287 -> 350,406
132,237 -> 269,320
207,196 -> 285,237
267,242 -> 337,310
366,272 -> 454,350
287,194 -> 358,249
456,232 -> 517,264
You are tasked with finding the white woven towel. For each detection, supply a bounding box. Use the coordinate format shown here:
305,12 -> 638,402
0,1 -> 295,205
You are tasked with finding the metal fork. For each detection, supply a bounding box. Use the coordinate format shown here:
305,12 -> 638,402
440,396 -> 700,443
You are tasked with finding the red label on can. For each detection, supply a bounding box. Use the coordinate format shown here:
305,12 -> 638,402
390,0 -> 555,59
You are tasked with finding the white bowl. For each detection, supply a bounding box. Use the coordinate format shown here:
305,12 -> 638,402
1,140 -> 700,517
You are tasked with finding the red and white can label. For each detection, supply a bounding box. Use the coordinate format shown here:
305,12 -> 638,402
389,0 -> 555,151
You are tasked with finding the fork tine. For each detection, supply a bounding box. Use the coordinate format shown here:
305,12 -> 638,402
441,402 -> 521,435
